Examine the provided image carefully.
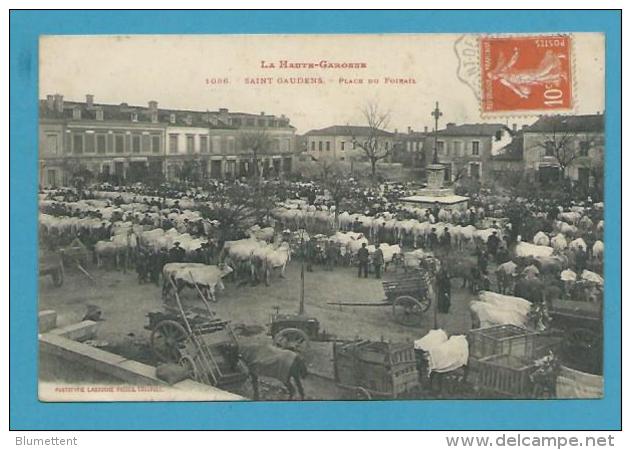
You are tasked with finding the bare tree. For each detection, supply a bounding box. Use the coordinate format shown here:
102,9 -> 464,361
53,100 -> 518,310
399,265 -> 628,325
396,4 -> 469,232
351,102 -> 393,177
533,119 -> 580,181
239,128 -> 273,180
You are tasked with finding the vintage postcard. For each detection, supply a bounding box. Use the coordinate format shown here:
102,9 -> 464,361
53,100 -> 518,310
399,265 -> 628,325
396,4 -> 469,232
38,33 -> 605,402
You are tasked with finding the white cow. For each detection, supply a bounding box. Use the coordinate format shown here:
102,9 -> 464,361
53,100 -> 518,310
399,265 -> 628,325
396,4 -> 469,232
162,262 -> 234,302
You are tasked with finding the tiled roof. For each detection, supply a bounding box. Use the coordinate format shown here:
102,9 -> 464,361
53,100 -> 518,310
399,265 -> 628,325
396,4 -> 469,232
525,114 -> 604,133
39,98 -> 294,130
492,133 -> 524,161
305,125 -> 394,137
435,123 -> 511,137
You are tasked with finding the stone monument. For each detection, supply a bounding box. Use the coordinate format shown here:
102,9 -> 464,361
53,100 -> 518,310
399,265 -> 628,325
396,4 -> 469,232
400,102 -> 469,211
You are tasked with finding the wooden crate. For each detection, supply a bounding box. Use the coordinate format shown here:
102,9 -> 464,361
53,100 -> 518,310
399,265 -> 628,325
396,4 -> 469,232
477,354 -> 536,398
468,324 -> 538,359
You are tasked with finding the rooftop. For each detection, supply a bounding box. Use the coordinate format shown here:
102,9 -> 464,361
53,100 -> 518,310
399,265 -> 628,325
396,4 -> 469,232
492,132 -> 524,161
525,114 -> 605,133
305,125 -> 394,137
434,123 -> 512,137
39,94 -> 294,130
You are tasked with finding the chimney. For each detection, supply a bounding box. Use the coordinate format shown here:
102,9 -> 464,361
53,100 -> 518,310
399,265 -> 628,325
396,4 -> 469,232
148,100 -> 158,112
522,124 -> 529,130
512,123 -> 517,133
219,108 -> 229,123
260,111 -> 265,116
394,128 -> 398,135
407,126 -> 412,134
86,94 -> 94,109
424,126 -> 429,133
46,95 -> 55,110
54,94 -> 64,113
446,122 -> 456,129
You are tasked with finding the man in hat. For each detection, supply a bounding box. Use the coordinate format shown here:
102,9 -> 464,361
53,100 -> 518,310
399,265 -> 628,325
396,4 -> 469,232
487,230 -> 500,260
440,226 -> 451,255
169,242 -> 186,263
357,242 -> 369,278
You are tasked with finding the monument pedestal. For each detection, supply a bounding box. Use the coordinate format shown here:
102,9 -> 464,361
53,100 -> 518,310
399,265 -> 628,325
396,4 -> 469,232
400,163 -> 469,212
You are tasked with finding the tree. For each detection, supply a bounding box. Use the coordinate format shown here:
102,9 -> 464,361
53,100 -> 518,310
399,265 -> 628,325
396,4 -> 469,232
322,166 -> 356,217
351,102 -> 393,177
199,181 -> 278,244
239,129 -> 273,180
533,119 -> 580,181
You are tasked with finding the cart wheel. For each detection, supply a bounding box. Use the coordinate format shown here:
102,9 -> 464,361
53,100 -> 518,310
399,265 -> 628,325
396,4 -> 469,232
179,355 -> 200,382
354,387 -> 372,400
392,295 -> 424,327
273,328 -> 310,354
151,320 -> 188,363
52,268 -> 64,287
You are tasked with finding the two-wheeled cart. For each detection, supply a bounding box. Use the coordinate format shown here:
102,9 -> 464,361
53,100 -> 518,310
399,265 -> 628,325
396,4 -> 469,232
145,274 -> 248,386
327,269 -> 434,327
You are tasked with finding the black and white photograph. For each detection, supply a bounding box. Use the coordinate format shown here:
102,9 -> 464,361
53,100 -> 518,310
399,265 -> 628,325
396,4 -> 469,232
37,33 -> 606,402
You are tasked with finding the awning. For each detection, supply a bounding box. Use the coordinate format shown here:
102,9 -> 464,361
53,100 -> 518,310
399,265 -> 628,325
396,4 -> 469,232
130,157 -> 148,162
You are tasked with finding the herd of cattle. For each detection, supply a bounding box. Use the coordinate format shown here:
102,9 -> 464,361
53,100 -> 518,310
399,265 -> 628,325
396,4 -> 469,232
39,187 -> 604,313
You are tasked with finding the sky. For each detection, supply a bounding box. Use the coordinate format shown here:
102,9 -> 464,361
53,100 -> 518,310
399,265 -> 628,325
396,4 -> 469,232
40,33 -> 605,135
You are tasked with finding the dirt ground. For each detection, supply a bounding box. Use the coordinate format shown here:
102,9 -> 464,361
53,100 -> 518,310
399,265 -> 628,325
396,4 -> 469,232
39,258 -> 480,400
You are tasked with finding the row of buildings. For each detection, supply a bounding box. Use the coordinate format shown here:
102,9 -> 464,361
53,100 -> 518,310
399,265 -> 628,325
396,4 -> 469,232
39,94 -> 604,188
39,94 -> 296,186
302,114 -> 604,187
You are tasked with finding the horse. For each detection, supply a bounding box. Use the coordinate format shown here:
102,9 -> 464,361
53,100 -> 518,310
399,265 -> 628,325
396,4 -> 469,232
217,342 -> 308,400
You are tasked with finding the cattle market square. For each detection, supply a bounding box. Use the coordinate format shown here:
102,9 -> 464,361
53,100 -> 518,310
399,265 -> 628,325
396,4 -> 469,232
38,95 -> 605,401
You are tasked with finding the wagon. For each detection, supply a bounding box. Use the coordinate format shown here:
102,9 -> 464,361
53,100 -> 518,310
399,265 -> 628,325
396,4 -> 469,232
333,339 -> 419,399
548,298 -> 603,375
328,269 -> 434,327
145,276 -> 248,386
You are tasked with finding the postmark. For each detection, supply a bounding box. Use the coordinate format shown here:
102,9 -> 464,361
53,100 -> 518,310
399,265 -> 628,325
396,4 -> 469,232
479,34 -> 573,114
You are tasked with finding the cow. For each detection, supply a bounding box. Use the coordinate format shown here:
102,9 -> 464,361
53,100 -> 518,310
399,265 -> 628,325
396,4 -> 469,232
162,262 -> 234,303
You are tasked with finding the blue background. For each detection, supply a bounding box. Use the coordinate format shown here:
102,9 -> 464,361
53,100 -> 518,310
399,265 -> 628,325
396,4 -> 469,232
10,10 -> 621,430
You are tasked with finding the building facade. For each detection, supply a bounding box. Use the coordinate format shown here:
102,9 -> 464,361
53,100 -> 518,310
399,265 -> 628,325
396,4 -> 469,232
423,123 -> 514,183
304,125 -> 395,163
521,114 -> 604,186
392,127 -> 428,168
39,94 -> 296,187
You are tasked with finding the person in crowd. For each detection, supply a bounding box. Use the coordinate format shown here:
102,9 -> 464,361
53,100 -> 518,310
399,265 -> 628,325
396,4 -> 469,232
487,231 -> 500,260
326,240 -> 338,271
169,242 -> 186,263
357,242 -> 369,278
575,245 -> 588,274
477,247 -> 489,275
437,268 -> 451,313
136,248 -> 149,284
428,227 -> 439,251
148,250 -> 161,286
440,227 -> 451,254
305,237 -> 316,272
373,243 -> 384,279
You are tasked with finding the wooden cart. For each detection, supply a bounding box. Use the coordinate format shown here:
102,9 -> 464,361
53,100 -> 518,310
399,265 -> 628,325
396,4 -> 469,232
333,339 -> 419,399
328,269 -> 433,327
145,276 -> 248,387
548,298 -> 603,375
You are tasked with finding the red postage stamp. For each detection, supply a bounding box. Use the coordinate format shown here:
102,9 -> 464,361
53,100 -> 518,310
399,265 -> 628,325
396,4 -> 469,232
480,35 -> 573,113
